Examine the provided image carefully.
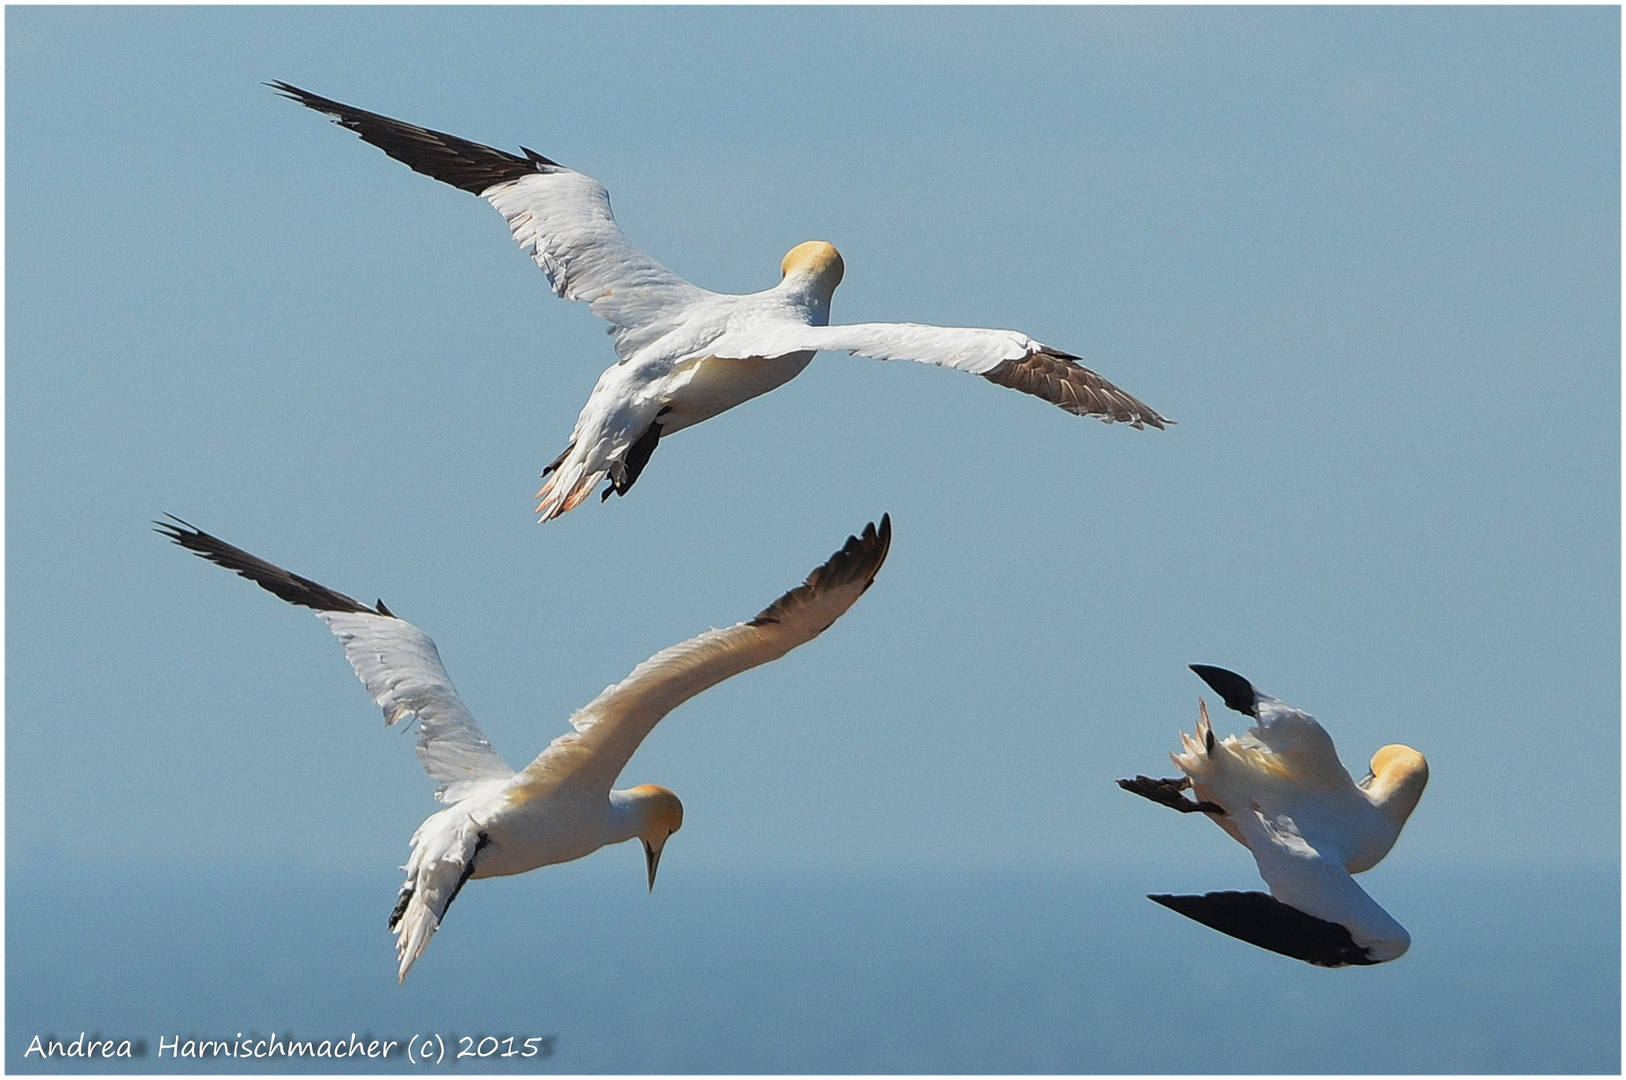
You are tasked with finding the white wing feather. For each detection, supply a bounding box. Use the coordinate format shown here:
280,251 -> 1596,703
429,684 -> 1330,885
157,515 -> 516,802
319,611 -> 514,802
483,172 -> 711,359
1240,806 -> 1409,955
704,322 -> 1168,427
269,82 -> 710,361
510,518 -> 890,798
1239,697 -> 1356,788
708,321 -> 1035,375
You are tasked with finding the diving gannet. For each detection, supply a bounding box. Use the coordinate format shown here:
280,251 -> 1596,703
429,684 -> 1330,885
1119,664 -> 1427,966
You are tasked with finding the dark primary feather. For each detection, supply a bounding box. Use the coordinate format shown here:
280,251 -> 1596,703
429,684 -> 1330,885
1190,664 -> 1259,717
982,349 -> 1170,429
749,515 -> 892,629
1149,891 -> 1377,968
156,515 -> 389,617
270,81 -> 558,196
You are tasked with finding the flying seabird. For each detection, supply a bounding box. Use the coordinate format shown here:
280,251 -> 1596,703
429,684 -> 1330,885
270,82 -> 1171,521
159,513 -> 890,981
1119,664 -> 1428,967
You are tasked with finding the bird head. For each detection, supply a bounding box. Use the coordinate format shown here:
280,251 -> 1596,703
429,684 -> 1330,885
780,241 -> 845,293
627,784 -> 684,891
1362,744 -> 1429,830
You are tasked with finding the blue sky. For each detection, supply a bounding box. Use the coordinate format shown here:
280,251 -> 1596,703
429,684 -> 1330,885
6,6 -> 1619,1069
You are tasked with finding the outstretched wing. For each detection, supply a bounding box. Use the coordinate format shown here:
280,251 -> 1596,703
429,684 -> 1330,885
703,321 -> 1168,429
319,611 -> 515,801
272,82 -> 710,359
1148,891 -> 1379,967
1237,803 -> 1409,963
157,517 -> 514,801
510,516 -> 892,799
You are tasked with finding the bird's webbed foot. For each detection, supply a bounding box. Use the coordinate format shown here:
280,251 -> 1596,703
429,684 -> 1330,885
603,415 -> 665,500
1117,774 -> 1225,815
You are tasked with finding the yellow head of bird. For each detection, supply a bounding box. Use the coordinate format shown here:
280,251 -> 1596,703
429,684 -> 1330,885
1365,743 -> 1429,827
780,241 -> 845,288
628,784 -> 684,891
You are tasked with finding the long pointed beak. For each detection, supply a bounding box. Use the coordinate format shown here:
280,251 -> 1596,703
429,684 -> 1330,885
643,839 -> 662,892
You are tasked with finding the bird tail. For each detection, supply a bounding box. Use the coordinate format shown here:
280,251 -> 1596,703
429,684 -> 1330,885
1172,699 -> 1218,775
1170,699 -> 1229,783
391,809 -> 488,983
1174,697 -> 1284,786
535,456 -> 605,522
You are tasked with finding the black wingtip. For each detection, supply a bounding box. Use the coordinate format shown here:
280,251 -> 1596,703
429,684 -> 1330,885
1148,891 -> 1378,967
154,511 -> 199,535
270,80 -> 553,195
157,514 -> 386,617
520,145 -> 562,168
153,512 -> 209,548
1189,664 -> 1259,717
853,513 -> 893,596
821,515 -> 893,597
746,514 -> 893,629
267,80 -> 332,109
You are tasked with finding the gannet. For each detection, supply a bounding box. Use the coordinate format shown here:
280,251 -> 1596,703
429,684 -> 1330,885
270,82 -> 1171,521
158,514 -> 890,981
1118,664 -> 1428,967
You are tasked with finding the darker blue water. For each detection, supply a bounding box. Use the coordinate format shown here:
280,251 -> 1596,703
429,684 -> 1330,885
7,857 -> 1618,1073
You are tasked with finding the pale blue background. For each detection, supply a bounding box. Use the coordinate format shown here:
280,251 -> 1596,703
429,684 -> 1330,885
7,6 -> 1619,1073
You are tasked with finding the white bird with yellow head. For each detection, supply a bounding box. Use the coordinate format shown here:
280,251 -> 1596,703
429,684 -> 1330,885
159,514 -> 890,981
1119,664 -> 1428,967
270,83 -> 1171,521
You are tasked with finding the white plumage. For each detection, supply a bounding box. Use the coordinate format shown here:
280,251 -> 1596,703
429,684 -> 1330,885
272,82 -> 1171,521
1119,664 -> 1428,967
160,513 -> 890,981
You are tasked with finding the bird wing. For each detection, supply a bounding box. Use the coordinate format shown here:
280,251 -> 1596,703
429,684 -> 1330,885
1241,699 -> 1357,792
509,516 -> 891,799
1235,804 -> 1409,963
703,321 -> 1168,428
157,517 -> 514,802
319,611 -> 516,801
271,82 -> 710,359
1188,665 -> 1350,784
1148,891 -> 1379,968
